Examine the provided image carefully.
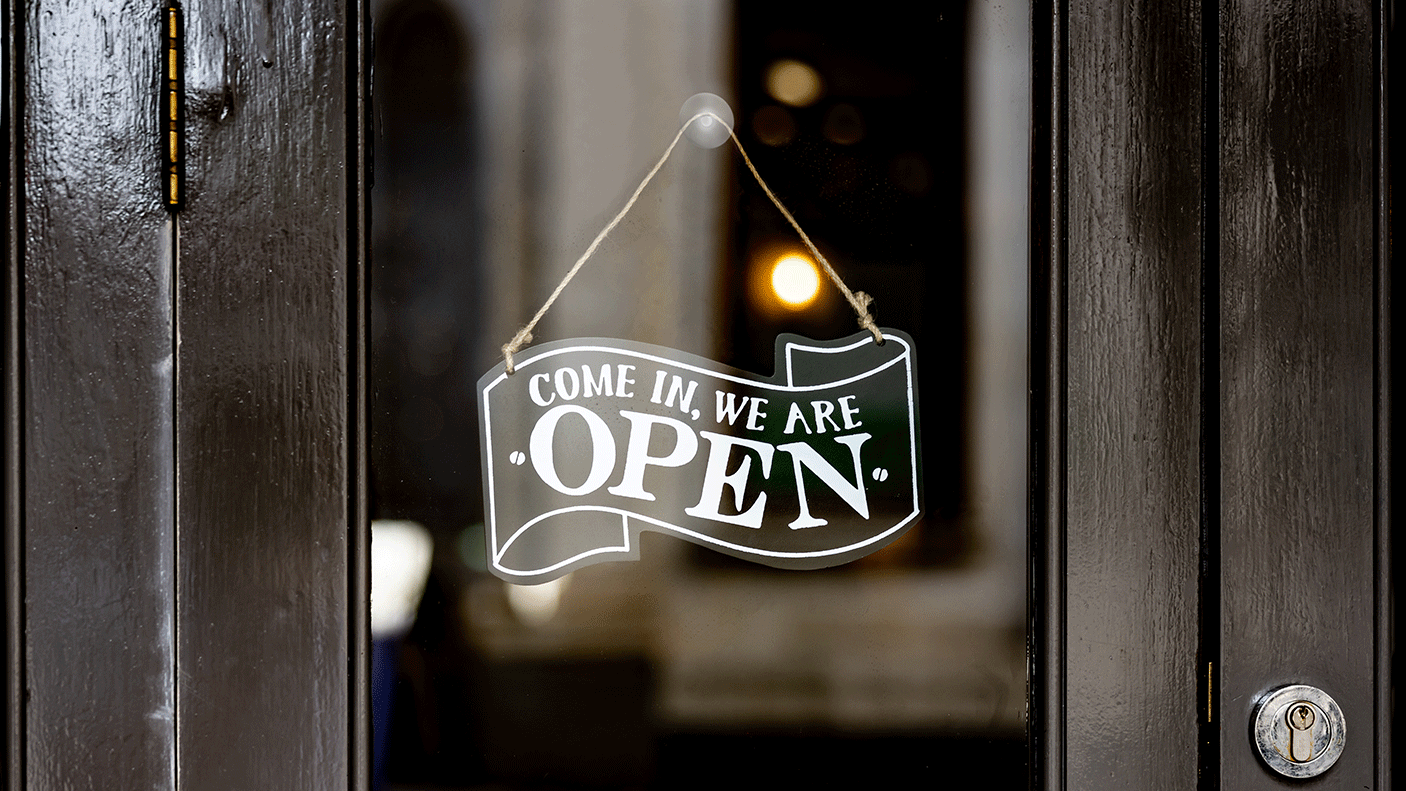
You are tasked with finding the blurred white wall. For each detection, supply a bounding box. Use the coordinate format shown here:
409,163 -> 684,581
967,0 -> 1032,635
458,0 -> 732,364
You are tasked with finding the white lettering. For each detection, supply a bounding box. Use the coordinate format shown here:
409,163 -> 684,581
582,364 -> 613,398
554,367 -> 580,401
664,376 -> 699,414
745,397 -> 768,431
684,432 -> 775,528
529,405 -> 616,496
715,392 -> 748,426
616,365 -> 636,398
777,432 -> 872,529
529,373 -> 555,407
783,401 -> 813,435
649,370 -> 668,403
606,410 -> 699,502
838,395 -> 862,429
812,400 -> 841,433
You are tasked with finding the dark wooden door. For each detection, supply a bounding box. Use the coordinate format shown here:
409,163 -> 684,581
1,0 -> 1394,789
3,1 -> 369,788
1034,0 -> 1393,788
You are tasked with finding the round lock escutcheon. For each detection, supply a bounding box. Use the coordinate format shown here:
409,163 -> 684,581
1251,685 -> 1346,779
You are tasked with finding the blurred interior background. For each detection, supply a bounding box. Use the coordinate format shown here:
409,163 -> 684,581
368,1 -> 1030,787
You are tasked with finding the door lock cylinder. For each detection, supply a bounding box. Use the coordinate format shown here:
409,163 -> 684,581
1251,684 -> 1346,779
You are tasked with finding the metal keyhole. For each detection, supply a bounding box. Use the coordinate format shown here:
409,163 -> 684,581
1288,704 -> 1315,762
1251,685 -> 1345,779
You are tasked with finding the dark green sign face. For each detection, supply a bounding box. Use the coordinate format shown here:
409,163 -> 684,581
477,331 -> 923,584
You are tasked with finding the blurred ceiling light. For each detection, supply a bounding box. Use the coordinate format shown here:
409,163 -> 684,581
823,103 -> 865,145
766,59 -> 823,107
753,105 -> 797,146
889,152 -> 932,196
771,254 -> 822,308
506,573 -> 569,627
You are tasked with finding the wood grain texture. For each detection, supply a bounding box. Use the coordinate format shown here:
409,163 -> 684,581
1373,3 -> 1390,786
3,0 -> 22,785
349,0 -> 371,788
20,2 -> 176,788
1061,2 -> 1203,788
175,0 -> 356,787
1218,1 -> 1379,787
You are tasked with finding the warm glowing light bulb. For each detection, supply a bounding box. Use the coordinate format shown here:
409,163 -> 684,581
771,254 -> 821,308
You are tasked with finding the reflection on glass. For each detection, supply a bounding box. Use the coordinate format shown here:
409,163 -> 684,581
370,1 -> 1030,788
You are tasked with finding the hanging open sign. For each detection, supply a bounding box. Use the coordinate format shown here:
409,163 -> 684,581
477,330 -> 923,584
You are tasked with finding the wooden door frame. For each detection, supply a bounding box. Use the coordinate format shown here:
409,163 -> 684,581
3,0 -> 20,786
2,0 -> 1395,788
2,1 -> 370,787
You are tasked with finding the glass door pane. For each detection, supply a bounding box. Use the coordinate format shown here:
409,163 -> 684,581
368,2 -> 1030,787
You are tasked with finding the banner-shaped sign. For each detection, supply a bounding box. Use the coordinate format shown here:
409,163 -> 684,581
477,331 -> 922,584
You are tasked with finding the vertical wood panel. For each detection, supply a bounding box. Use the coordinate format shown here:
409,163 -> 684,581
1218,1 -> 1378,787
3,0 -> 22,785
20,2 -> 175,788
175,0 -> 358,786
1060,2 -> 1203,788
349,1 -> 371,788
1373,3 -> 1391,786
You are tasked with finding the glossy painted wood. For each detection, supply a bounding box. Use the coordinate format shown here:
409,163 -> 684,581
174,0 -> 363,787
1218,1 -> 1381,787
3,1 -> 21,785
1377,6 -> 1393,787
3,1 -> 366,786
350,1 -> 371,788
1041,0 -> 1390,787
1055,2 -> 1206,788
18,2 -> 176,789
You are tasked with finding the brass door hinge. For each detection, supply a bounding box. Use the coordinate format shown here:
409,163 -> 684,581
163,1 -> 184,211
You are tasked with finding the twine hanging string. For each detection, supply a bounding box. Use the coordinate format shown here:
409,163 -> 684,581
502,111 -> 882,374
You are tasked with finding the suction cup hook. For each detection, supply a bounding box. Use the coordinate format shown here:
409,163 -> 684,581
680,93 -> 733,149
